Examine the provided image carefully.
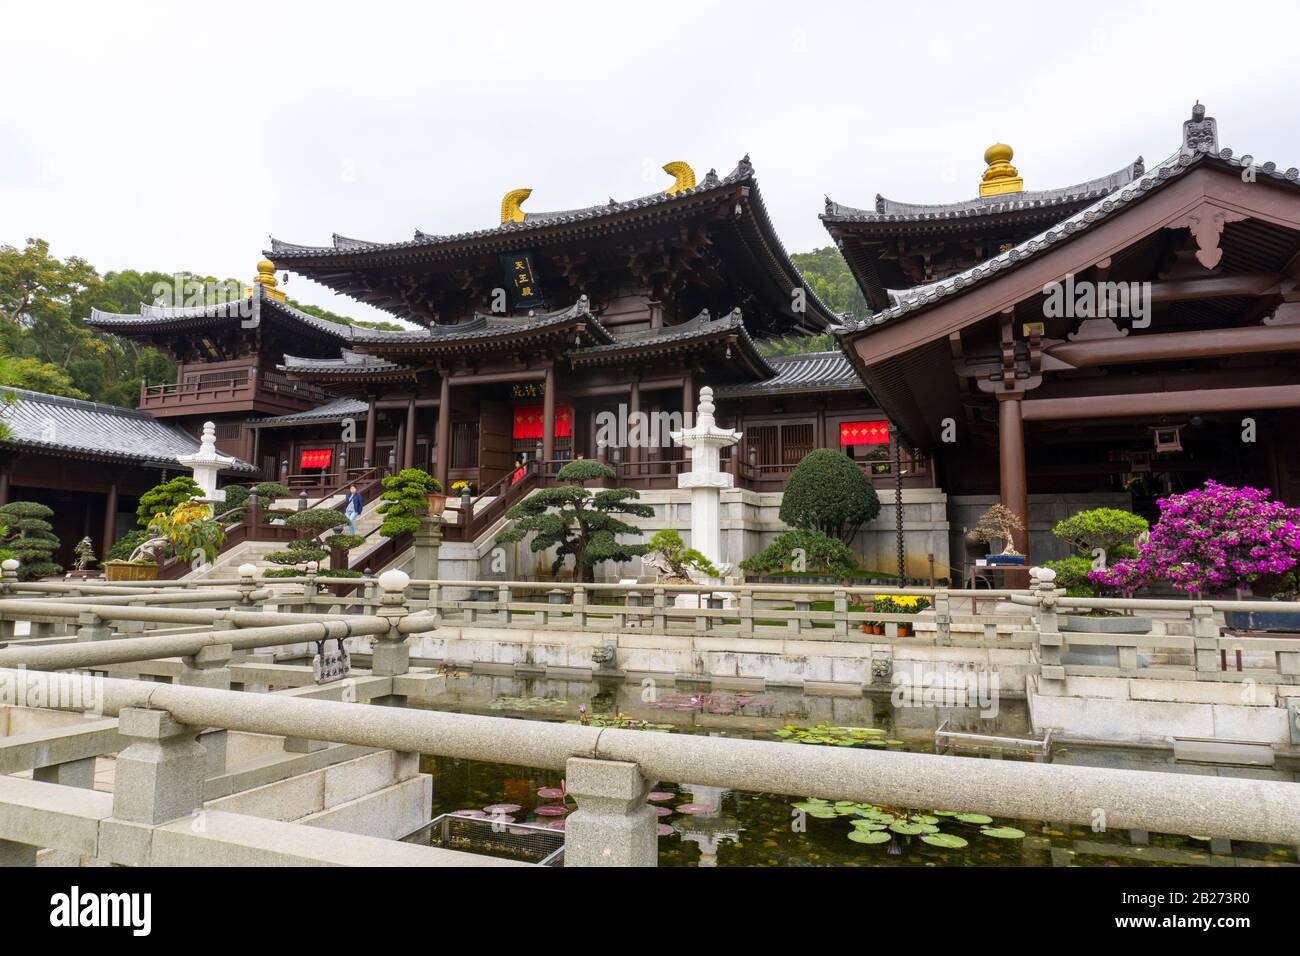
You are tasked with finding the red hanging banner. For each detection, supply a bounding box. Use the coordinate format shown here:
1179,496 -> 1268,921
839,420 -> 890,445
300,448 -> 332,469
512,404 -> 573,439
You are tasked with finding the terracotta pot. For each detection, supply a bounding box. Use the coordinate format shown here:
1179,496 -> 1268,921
426,492 -> 447,516
104,561 -> 158,582
899,623 -> 910,637
871,624 -> 882,635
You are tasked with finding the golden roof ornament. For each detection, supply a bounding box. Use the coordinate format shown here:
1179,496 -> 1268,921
979,143 -> 1023,197
663,161 -> 696,195
253,259 -> 285,302
500,188 -> 532,224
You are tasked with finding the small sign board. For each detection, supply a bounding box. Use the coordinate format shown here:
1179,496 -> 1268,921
313,643 -> 351,684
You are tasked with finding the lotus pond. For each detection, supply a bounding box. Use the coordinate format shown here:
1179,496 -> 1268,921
409,674 -> 1299,867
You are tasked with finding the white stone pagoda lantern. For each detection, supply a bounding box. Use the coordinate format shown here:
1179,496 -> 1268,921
670,386 -> 742,578
177,421 -> 239,502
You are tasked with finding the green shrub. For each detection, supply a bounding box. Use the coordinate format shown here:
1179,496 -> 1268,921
284,508 -> 346,538
265,538 -> 328,570
779,449 -> 880,543
377,469 -> 443,538
1043,556 -> 1097,597
740,528 -> 857,578
136,476 -> 202,528
0,501 -> 62,579
318,568 -> 365,578
1051,508 -> 1149,559
325,533 -> 365,551
262,567 -> 305,578
107,529 -> 147,562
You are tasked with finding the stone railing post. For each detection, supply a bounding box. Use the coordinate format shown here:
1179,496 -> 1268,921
76,610 -> 112,642
33,756 -> 96,789
564,757 -> 658,867
497,584 -> 511,625
372,570 -> 412,681
653,587 -> 666,633
411,515 -> 442,603
236,563 -> 263,609
791,598 -> 810,633
1029,567 -> 1064,681
833,589 -> 848,638
573,584 -> 587,630
738,590 -> 754,637
1192,604 -> 1220,674
934,590 -> 952,646
112,707 -> 207,826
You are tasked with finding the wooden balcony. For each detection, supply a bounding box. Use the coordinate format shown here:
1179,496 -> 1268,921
140,369 -> 328,418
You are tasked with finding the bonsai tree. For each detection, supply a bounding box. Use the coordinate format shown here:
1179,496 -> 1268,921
136,475 -> 202,528
779,449 -> 879,544
283,507 -> 346,540
264,539 -> 329,576
497,459 -> 652,582
739,527 -> 858,578
73,536 -> 96,571
107,529 -> 146,562
0,501 -> 62,580
377,468 -> 442,537
1091,480 -> 1300,596
972,503 -> 1026,556
643,529 -> 718,582
218,482 -> 293,521
1051,508 -> 1148,566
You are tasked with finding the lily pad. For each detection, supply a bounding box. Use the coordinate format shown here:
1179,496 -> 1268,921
921,833 -> 969,849
889,821 -> 926,835
956,813 -> 993,825
848,830 -> 892,845
980,826 -> 1026,840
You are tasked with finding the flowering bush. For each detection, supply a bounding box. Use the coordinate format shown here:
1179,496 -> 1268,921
1089,480 -> 1300,595
871,594 -> 932,615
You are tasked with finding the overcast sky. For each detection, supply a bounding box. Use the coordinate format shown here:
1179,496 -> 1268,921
3,0 -> 1297,322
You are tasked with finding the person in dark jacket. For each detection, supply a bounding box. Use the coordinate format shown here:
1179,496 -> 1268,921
343,484 -> 363,534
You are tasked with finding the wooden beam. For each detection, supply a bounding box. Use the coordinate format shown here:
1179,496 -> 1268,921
1022,384 -> 1300,421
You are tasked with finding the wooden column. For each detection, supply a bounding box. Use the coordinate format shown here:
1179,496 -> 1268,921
101,481 -> 118,559
404,397 -> 417,470
628,377 -> 641,473
682,371 -> 695,422
542,364 -> 556,466
435,373 -> 451,490
363,397 -> 377,468
997,394 -> 1029,556
0,469 -> 9,507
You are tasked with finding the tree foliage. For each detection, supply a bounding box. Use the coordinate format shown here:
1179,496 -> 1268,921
377,468 -> 442,537
0,500 -> 62,579
136,475 -> 202,528
790,246 -> 868,319
644,529 -> 717,580
779,449 -> 879,543
497,459 -> 652,582
1051,508 -> 1148,559
740,528 -> 858,577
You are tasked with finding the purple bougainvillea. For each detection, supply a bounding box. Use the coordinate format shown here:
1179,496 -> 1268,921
1089,480 -> 1300,595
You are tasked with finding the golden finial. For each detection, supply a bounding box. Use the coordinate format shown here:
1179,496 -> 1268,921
253,259 -> 285,302
663,161 -> 696,195
979,143 -> 1023,197
500,188 -> 532,224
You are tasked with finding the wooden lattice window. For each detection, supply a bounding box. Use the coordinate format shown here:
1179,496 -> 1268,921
781,423 -> 815,464
452,421 -> 479,469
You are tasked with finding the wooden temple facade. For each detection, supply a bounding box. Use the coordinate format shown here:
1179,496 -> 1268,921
88,159 -> 917,515
829,104 -> 1300,561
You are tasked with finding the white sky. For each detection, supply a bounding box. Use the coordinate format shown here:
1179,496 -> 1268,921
2,0 -> 1297,323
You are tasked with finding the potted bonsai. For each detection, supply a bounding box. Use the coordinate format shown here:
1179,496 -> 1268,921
106,500 -> 225,580
642,529 -> 718,583
972,504 -> 1026,565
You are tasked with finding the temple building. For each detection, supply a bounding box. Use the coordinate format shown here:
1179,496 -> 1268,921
85,159 -> 928,572
829,104 -> 1300,567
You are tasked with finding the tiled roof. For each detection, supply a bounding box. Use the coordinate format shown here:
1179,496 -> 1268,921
568,308 -> 774,378
714,350 -> 863,397
346,295 -> 612,347
268,164 -> 752,258
0,387 -> 256,471
823,157 -> 1145,225
86,284 -> 401,343
834,108 -> 1300,338
250,396 -> 369,428
280,349 -> 411,375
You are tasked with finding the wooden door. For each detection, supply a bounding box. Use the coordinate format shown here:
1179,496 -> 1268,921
478,402 -> 513,488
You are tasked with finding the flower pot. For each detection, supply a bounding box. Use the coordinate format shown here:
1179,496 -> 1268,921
898,623 -> 910,637
426,492 -> 447,516
104,561 -> 158,582
871,624 -> 882,635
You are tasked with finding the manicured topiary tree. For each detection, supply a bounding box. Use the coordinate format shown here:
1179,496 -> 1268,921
264,539 -> 328,574
284,507 -> 346,539
779,449 -> 879,544
377,468 -> 442,538
643,529 -> 717,581
497,459 -> 652,582
1090,480 -> 1300,595
1051,508 -> 1148,564
739,527 -> 858,578
0,501 -> 62,579
136,475 -> 202,528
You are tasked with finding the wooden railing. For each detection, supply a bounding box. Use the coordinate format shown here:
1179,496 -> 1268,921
139,369 -> 327,414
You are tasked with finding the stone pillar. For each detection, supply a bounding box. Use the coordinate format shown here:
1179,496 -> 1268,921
177,643 -> 232,690
404,396 -> 417,470
363,397 -> 377,468
435,373 -> 451,489
101,481 -> 118,561
34,756 -> 96,789
670,386 -> 742,575
76,611 -> 113,642
112,708 -> 207,825
370,570 -> 412,707
411,516 -> 442,601
564,757 -> 658,867
542,364 -> 556,467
